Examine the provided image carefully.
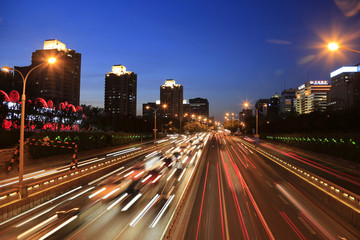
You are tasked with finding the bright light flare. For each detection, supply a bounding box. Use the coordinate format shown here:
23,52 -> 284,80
167,169 -> 177,181
48,57 -> 56,64
107,193 -> 128,210
17,215 -> 58,240
328,42 -> 339,51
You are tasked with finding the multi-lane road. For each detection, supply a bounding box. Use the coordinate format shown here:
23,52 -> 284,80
183,134 -> 360,240
0,133 -> 359,239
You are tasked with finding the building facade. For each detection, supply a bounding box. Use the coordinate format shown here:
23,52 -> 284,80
255,99 -> 269,116
294,80 -> 331,114
280,88 -> 296,114
268,93 -> 280,117
15,39 -> 81,106
189,97 -> 209,118
329,65 -> 360,111
104,65 -> 137,117
160,79 -> 183,118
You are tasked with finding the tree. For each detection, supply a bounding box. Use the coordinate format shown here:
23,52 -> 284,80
183,121 -> 207,133
223,120 -> 241,133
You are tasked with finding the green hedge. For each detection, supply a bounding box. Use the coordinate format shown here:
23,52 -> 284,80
0,131 -> 162,159
264,134 -> 360,162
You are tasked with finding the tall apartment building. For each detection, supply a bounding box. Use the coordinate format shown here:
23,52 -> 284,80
160,79 -> 183,118
294,80 -> 331,114
15,39 -> 81,105
104,65 -> 137,117
189,97 -> 209,118
329,65 -> 360,111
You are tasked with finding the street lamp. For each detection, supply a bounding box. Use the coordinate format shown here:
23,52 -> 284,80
2,57 -> 56,198
146,104 -> 167,144
328,42 -> 360,54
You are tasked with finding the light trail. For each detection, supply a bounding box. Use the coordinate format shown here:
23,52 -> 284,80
166,169 -> 177,181
141,174 -> 152,183
217,163 -> 225,240
88,166 -> 124,185
149,194 -> 175,228
88,187 -> 106,199
0,186 -> 82,226
130,194 -> 160,227
276,183 -> 335,240
39,215 -> 78,240
177,168 -> 187,182
102,188 -> 120,199
121,193 -> 142,211
107,193 -> 128,210
280,211 -> 306,240
17,215 -> 58,240
195,162 -> 209,240
220,151 -> 249,240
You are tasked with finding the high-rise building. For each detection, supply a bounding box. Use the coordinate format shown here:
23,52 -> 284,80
160,79 -> 183,118
104,65 -> 137,117
329,65 -> 360,111
268,93 -> 280,116
183,99 -> 191,116
294,80 -> 331,114
280,88 -> 296,114
142,102 -> 161,118
255,99 -> 269,116
189,97 -> 209,118
15,39 -> 81,106
239,108 -> 252,122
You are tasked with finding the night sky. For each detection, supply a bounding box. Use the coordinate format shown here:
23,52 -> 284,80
1,0 -> 360,120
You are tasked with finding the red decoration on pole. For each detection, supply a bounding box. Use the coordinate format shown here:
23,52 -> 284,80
9,90 -> 20,102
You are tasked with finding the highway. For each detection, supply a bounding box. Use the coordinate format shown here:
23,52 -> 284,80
0,134 -> 209,240
0,133 -> 359,239
183,134 -> 359,240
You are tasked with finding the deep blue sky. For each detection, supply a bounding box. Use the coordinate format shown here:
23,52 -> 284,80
1,0 -> 360,120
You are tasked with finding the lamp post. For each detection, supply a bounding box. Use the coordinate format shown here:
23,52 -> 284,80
328,42 -> 360,54
2,57 -> 56,198
254,103 -> 267,141
146,104 -> 167,144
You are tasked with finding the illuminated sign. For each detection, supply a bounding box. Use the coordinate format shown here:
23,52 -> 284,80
309,80 -> 329,85
330,66 -> 360,78
298,84 -> 305,90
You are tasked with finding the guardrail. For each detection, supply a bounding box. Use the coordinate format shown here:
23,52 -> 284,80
0,143 -> 167,221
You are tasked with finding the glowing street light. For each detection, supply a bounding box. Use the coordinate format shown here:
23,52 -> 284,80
146,104 -> 167,143
1,57 -> 56,198
327,42 -> 360,54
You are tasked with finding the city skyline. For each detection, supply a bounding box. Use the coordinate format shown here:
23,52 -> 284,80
1,0 -> 360,120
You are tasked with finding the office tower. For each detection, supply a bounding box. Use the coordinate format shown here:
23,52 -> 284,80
104,65 -> 137,117
160,79 -> 183,118
255,99 -> 269,116
280,88 -> 296,114
189,97 -> 209,118
294,80 -> 331,114
267,93 -> 280,117
15,39 -> 81,106
329,65 -> 360,111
